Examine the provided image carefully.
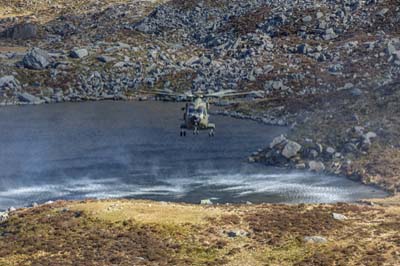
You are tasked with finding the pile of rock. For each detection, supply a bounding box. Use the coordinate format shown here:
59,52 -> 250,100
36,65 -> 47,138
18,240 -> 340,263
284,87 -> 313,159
251,126 -> 378,176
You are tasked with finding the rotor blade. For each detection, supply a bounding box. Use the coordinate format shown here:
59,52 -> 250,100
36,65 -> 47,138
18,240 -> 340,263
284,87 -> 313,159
205,90 -> 265,98
137,90 -> 185,97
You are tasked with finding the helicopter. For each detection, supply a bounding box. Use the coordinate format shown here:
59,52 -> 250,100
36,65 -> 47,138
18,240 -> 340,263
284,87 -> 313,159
139,89 -> 265,137
180,95 -> 215,136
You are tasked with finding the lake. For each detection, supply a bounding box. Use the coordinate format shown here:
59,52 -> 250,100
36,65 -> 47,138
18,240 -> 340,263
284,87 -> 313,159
0,101 -> 387,210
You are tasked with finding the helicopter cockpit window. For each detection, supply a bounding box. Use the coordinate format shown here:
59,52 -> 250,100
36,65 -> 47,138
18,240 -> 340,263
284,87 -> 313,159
197,107 -> 206,114
188,106 -> 196,114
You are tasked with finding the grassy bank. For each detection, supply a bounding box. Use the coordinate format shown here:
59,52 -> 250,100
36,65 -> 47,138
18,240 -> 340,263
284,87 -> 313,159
1,198 -> 399,266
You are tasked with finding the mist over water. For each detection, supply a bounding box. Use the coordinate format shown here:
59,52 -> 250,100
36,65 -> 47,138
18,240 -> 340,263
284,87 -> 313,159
0,101 -> 387,210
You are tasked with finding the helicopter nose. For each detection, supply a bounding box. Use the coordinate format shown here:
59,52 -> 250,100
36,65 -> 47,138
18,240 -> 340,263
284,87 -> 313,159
191,115 -> 200,122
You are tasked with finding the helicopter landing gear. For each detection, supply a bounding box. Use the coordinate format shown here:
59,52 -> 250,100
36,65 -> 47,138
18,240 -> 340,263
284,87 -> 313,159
193,126 -> 199,135
180,129 -> 186,137
209,129 -> 215,137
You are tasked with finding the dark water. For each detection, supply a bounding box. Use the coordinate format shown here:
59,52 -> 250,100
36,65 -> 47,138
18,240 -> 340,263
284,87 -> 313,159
0,101 -> 387,210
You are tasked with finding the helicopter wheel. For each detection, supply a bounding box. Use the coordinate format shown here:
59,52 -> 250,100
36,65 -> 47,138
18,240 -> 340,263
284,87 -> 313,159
209,129 -> 215,137
183,131 -> 186,136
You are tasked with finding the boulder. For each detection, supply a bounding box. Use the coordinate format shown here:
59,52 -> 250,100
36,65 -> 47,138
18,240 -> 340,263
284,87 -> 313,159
332,213 -> 347,221
269,135 -> 287,148
376,8 -> 389,17
363,132 -> 377,142
227,230 -> 249,238
297,44 -> 310,54
200,199 -> 213,205
0,212 -> 8,222
97,55 -> 116,63
302,16 -> 313,23
350,88 -> 363,97
0,23 -> 37,39
282,141 -> 302,159
344,143 -> 358,153
326,147 -> 336,155
70,48 -> 89,59
308,161 -> 325,172
17,92 -> 44,104
0,75 -> 20,90
22,48 -> 51,70
352,126 -> 365,136
304,236 -> 328,244
323,28 -> 337,40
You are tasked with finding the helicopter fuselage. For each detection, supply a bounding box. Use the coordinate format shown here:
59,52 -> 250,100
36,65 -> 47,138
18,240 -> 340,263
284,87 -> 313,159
181,98 -> 215,131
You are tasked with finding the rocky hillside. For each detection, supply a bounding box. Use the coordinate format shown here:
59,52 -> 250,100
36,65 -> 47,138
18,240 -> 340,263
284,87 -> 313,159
0,0 -> 400,191
1,199 -> 400,266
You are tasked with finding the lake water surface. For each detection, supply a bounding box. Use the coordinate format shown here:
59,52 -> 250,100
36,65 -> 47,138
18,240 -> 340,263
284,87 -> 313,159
0,101 -> 387,210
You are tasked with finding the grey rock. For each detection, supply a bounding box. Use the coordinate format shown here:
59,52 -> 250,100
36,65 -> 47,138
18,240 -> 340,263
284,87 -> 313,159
326,147 -> 336,155
353,126 -> 365,136
70,48 -> 89,59
18,92 -> 43,104
344,143 -> 358,153
8,206 -> 16,212
270,134 -> 287,148
302,16 -> 313,23
265,80 -> 288,91
323,28 -> 337,40
304,236 -> 328,244
297,44 -> 310,54
386,41 -> 399,55
200,199 -> 213,205
350,88 -> 363,97
0,212 -> 9,222
363,132 -> 377,142
227,230 -> 249,238
22,48 -> 51,70
329,64 -> 343,73
316,12 -> 324,19
377,8 -> 389,17
332,213 -> 347,221
0,23 -> 37,40
282,141 -> 302,159
185,56 -> 200,66
97,55 -> 116,63
309,149 -> 319,158
0,75 -> 20,90
296,163 -> 306,169
308,161 -> 325,172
